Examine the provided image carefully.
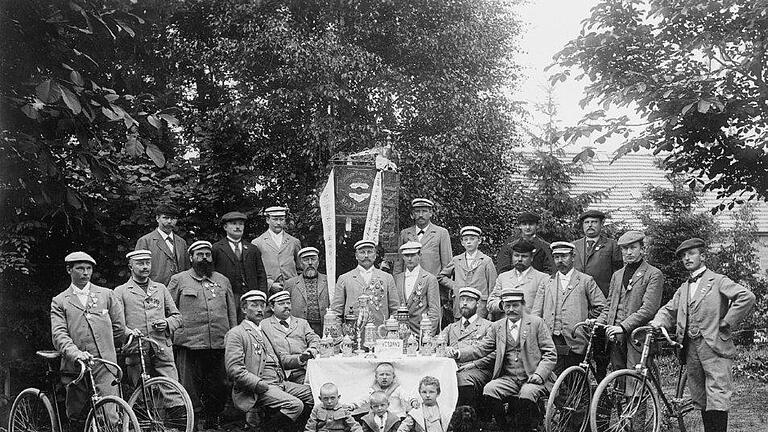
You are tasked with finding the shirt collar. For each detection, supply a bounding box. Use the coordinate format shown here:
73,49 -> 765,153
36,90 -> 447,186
227,236 -> 242,244
463,314 -> 478,325
70,282 -> 91,294
691,266 -> 707,279
558,268 -> 575,281
157,228 -> 173,240
465,250 -> 478,260
357,265 -> 374,275
417,223 -> 432,233
242,319 -> 262,332
405,265 -> 421,277
515,266 -> 531,279
280,316 -> 292,326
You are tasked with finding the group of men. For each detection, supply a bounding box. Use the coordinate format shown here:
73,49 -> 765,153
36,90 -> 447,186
50,199 -> 756,432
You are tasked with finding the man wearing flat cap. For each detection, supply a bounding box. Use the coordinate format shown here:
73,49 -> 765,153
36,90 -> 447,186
488,239 -> 549,318
136,204 -> 190,286
284,247 -> 329,336
395,241 -> 441,336
446,288 -> 557,431
113,250 -> 183,396
225,290 -> 314,431
260,288 -> 320,384
438,226 -> 498,320
650,238 -> 755,432
331,240 -> 400,329
251,206 -> 302,293
495,211 -> 555,275
532,241 -> 606,374
51,252 -> 126,423
169,240 -> 237,427
212,211 -> 268,320
438,287 -> 493,408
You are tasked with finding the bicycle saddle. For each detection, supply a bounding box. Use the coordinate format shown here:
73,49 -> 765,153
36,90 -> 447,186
36,350 -> 60,359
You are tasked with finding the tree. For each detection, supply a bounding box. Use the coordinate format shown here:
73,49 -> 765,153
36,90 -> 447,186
552,0 -> 768,210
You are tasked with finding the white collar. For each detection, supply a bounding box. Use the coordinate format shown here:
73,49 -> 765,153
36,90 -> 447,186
357,265 -> 374,275
405,265 -> 421,277
416,223 -> 432,233
157,228 -> 173,240
227,236 -> 242,244
242,319 -> 262,332
71,282 -> 91,294
690,266 -> 707,279
465,250 -> 479,260
269,229 -> 284,242
463,314 -> 478,325
278,316 -> 292,326
515,266 -> 532,279
558,268 -> 575,281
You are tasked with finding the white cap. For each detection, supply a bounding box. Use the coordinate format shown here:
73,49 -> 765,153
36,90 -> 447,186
298,247 -> 319,259
264,206 -> 288,217
460,226 -> 482,237
64,251 -> 96,265
240,290 -> 266,303
354,239 -> 376,250
187,240 -> 212,254
126,250 -> 151,260
399,241 -> 422,255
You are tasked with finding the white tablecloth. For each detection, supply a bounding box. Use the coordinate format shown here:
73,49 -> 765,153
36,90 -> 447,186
305,355 -> 458,425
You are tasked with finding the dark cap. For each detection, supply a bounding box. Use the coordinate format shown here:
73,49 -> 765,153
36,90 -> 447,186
511,239 -> 536,254
675,238 -> 706,256
155,203 -> 180,217
221,211 -> 247,223
579,209 -> 606,221
517,211 -> 540,224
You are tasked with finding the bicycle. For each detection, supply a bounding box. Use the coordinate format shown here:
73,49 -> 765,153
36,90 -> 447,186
8,350 -> 141,432
545,320 -> 606,432
589,325 -> 704,432
121,333 -> 194,432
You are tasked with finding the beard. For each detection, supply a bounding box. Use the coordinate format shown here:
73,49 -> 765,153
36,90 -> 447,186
460,307 -> 477,319
513,262 -> 528,272
192,260 -> 213,277
303,265 -> 318,279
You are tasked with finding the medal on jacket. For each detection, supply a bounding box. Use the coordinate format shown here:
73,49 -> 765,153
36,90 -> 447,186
203,280 -> 218,297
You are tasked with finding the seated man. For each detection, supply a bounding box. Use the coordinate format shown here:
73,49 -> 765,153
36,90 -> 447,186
261,288 -> 320,384
446,288 -> 557,432
225,290 -> 314,431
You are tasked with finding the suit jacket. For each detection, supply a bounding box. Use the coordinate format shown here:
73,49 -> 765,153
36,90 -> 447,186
251,230 -> 302,287
573,235 -> 623,296
260,315 -> 320,360
652,269 -> 756,359
396,224 -> 453,275
285,274 -> 330,323
597,260 -> 664,334
135,229 -> 190,286
305,403 -> 364,432
457,314 -> 557,385
495,235 -> 554,275
532,269 -> 606,354
224,321 -> 304,411
212,237 -> 268,299
113,278 -> 182,353
488,267 -> 549,314
437,251 -> 497,318
331,267 -> 400,327
439,316 -> 494,369
51,284 -> 126,375
361,412 -> 401,432
394,267 -> 441,336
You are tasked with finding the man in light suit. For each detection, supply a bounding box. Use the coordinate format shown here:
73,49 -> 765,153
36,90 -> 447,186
212,211 -> 268,317
488,240 -> 548,317
495,211 -> 554,275
331,239 -> 400,329
438,287 -> 493,408
394,241 -> 441,336
650,238 -> 755,432
51,252 -> 126,421
438,226 -> 497,319
135,204 -> 190,286
532,241 -> 606,374
447,288 -> 557,431
224,290 -> 314,431
284,247 -> 329,336
251,206 -> 302,291
260,289 -> 320,384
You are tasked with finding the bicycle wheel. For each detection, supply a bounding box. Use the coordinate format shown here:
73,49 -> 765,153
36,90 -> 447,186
545,366 -> 591,432
85,395 -> 142,432
590,369 -> 661,432
127,377 -> 194,432
8,388 -> 58,432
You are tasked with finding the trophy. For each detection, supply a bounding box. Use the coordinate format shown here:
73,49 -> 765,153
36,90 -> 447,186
396,305 -> 411,351
341,335 -> 355,357
323,309 -> 341,338
406,334 -> 419,357
419,313 -> 434,355
433,333 -> 447,357
364,323 -> 377,357
355,294 -> 372,355
318,334 -> 334,358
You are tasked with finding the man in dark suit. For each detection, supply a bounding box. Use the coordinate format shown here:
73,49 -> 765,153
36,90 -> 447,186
495,212 -> 554,275
212,211 -> 268,320
135,204 -> 190,286
284,247 -> 330,336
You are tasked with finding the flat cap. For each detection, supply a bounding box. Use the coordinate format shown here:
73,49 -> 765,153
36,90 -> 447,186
187,240 -> 212,254
460,226 -> 482,237
399,241 -> 422,255
155,203 -> 180,217
675,238 -> 706,256
500,288 -> 525,302
579,209 -> 606,221
264,206 -> 288,217
618,231 -> 645,247
458,287 -> 482,300
298,247 -> 319,259
221,211 -> 247,223
65,251 -> 96,265
511,239 -> 536,254
517,211 -> 540,224
411,198 -> 434,208
551,241 -> 575,254
240,290 -> 266,303
354,239 -> 377,250
126,249 -> 151,260
269,290 -> 291,303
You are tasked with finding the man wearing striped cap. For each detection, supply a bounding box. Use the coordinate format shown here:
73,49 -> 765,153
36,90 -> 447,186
394,241 -> 441,336
251,206 -> 302,292
438,226 -> 498,320
284,246 -> 330,336
168,240 -> 237,427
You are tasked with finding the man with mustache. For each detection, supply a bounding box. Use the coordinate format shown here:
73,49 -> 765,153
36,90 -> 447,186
251,206 -> 302,292
495,212 -> 554,275
135,204 -> 190,286
212,211 -> 268,320
395,241 -> 441,336
169,240 -> 237,429
284,247 -> 329,336
225,290 -> 314,432
488,240 -> 548,317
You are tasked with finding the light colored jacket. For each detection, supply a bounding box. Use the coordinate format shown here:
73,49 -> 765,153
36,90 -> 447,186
251,230 -> 302,287
597,260 -> 664,334
439,316 -> 494,369
331,267 -> 399,327
113,278 -> 182,351
135,229 -> 190,286
437,251 -> 497,318
397,224 -> 452,275
260,315 -> 320,358
285,274 -> 330,322
394,268 -> 441,336
488,267 -> 549,314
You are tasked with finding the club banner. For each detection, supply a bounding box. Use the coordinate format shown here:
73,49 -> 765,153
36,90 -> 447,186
319,169 -> 336,301
362,171 -> 383,244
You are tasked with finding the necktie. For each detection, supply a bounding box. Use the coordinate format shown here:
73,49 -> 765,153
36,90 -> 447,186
587,239 -> 596,254
510,322 -> 518,343
279,320 -> 289,328
165,236 -> 175,255
688,272 -> 703,284
463,319 -> 470,329
232,241 -> 242,260
417,229 -> 425,241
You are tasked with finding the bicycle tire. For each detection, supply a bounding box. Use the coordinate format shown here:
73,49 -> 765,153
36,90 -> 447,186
85,395 -> 142,432
545,365 -> 591,432
8,388 -> 58,432
127,376 -> 194,432
590,369 -> 661,432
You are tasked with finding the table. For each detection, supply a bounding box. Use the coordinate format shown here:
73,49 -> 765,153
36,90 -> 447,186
306,355 -> 458,425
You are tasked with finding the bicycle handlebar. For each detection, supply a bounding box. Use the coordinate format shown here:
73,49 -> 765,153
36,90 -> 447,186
69,357 -> 124,387
572,320 -> 605,337
123,332 -> 163,351
631,325 -> 683,349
